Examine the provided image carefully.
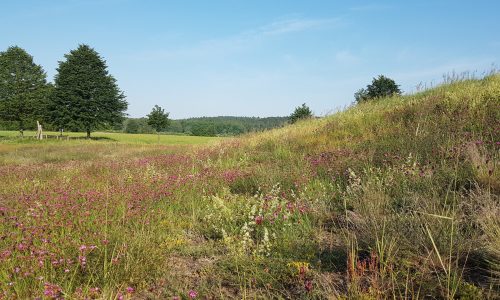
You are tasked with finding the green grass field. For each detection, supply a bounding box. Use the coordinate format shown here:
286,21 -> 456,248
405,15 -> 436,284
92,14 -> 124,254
0,130 -> 221,145
0,75 -> 499,299
0,131 -> 222,166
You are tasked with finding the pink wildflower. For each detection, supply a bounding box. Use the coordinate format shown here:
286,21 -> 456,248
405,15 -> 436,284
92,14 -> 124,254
43,282 -> 62,299
304,280 -> 313,292
0,250 -> 12,259
89,287 -> 100,297
78,255 -> 86,267
17,243 -> 27,251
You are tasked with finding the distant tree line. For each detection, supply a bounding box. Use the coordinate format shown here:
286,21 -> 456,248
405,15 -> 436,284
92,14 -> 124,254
121,116 -> 289,136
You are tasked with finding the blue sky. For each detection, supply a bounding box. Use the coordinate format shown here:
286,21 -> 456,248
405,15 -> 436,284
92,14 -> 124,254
1,1 -> 499,118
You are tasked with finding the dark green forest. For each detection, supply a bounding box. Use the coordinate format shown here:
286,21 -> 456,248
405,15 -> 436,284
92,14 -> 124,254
123,116 -> 289,136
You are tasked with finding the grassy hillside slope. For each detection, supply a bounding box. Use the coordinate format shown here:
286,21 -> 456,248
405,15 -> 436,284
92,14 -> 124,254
209,74 -> 499,298
0,75 -> 498,299
234,76 -> 500,297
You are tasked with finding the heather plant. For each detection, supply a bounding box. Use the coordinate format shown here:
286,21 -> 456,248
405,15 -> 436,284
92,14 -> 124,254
0,73 -> 498,298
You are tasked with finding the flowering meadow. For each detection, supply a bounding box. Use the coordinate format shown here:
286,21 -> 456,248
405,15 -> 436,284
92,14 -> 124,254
1,75 -> 499,299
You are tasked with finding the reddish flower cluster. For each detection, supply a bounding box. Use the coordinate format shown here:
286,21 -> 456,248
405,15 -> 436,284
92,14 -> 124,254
43,282 -> 62,299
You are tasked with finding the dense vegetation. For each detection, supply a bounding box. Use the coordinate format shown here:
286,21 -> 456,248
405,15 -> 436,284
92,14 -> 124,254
168,116 -> 289,136
355,75 -> 402,103
50,45 -> 127,138
0,45 -> 126,137
123,116 -> 289,136
289,103 -> 313,124
1,74 -> 498,299
0,46 -> 52,136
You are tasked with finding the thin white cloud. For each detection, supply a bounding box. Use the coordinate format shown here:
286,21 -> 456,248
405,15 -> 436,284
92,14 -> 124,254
127,16 -> 344,62
259,18 -> 343,36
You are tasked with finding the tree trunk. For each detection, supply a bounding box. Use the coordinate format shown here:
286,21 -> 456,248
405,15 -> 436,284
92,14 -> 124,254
157,132 -> 160,144
86,129 -> 91,139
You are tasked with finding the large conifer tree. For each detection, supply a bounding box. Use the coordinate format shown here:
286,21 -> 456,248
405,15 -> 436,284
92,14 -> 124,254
0,46 -> 50,136
52,44 -> 127,138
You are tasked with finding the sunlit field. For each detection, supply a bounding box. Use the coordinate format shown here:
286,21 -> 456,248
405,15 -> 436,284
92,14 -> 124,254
0,131 -> 220,145
1,75 -> 499,299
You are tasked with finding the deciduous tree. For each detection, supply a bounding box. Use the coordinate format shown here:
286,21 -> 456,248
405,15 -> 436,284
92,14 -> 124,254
355,75 -> 402,103
0,46 -> 51,136
147,105 -> 171,142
